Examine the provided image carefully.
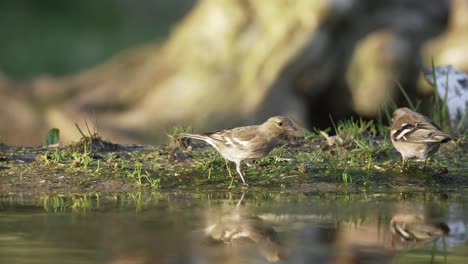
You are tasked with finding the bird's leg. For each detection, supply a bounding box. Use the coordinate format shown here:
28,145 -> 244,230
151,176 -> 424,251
228,177 -> 235,189
236,192 -> 246,207
225,160 -> 236,189
235,162 -> 248,186
225,159 -> 233,178
400,158 -> 407,172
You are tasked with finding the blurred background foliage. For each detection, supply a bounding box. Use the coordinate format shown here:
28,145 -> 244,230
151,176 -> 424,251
0,0 -> 195,79
0,0 -> 465,145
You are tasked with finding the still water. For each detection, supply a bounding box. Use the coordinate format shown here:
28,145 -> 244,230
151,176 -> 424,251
0,191 -> 467,264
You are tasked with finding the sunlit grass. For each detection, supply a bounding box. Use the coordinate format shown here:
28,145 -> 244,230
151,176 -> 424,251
3,73 -> 467,191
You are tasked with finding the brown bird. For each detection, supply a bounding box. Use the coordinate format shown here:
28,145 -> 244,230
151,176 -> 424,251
390,107 -> 451,166
178,116 -> 297,185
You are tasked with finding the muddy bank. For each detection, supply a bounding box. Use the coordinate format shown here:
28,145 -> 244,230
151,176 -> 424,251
0,132 -> 467,196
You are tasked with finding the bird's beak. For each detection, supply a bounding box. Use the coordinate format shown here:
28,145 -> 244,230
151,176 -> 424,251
287,124 -> 298,132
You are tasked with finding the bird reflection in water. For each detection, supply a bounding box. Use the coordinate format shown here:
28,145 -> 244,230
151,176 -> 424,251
203,192 -> 285,262
390,207 -> 450,249
107,198 -> 449,264
329,202 -> 450,264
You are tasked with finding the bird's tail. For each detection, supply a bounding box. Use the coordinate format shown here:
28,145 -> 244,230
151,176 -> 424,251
178,133 -> 211,143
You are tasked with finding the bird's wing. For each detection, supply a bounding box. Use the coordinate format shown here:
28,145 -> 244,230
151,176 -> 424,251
203,127 -> 258,150
226,126 -> 260,149
229,126 -> 258,141
393,122 -> 451,143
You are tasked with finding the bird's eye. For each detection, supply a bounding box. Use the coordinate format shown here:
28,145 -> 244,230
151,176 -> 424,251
277,121 -> 283,126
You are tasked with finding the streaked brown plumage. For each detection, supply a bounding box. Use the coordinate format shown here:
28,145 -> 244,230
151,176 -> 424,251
390,107 -> 451,164
390,214 -> 449,246
178,116 -> 297,185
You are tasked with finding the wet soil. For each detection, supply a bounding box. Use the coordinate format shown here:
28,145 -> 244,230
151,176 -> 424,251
0,135 -> 467,196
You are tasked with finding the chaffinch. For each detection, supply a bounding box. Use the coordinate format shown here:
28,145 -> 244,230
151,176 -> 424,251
390,107 -> 451,165
179,116 -> 297,185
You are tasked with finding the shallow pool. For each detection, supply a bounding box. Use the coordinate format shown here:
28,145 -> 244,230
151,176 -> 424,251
0,190 -> 467,263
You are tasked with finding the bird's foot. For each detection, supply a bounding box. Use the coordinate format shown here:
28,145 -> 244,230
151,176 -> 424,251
227,181 -> 249,189
245,161 -> 255,167
228,177 -> 235,189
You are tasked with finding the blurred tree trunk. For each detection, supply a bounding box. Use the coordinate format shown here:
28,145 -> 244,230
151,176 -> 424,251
0,0 -> 461,145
